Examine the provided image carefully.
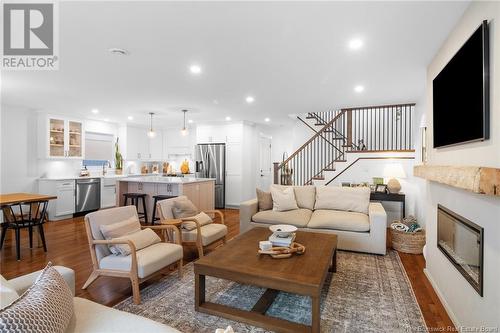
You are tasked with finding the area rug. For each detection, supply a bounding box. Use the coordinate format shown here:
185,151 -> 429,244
114,250 -> 427,332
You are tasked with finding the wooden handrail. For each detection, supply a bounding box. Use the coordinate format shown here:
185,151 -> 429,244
296,116 -> 343,154
278,109 -> 347,169
339,102 -> 415,111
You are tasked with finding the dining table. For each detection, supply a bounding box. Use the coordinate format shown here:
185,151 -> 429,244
0,192 -> 58,248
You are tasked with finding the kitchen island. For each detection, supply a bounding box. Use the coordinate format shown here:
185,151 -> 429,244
117,176 -> 215,223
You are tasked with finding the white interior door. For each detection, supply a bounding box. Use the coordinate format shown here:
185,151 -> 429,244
258,136 -> 272,190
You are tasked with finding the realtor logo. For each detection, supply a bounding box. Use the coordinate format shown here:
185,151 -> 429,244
2,1 -> 59,70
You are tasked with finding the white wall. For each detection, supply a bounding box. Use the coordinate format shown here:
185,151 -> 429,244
269,119 -> 311,163
327,154 -> 417,226
0,105 -> 39,192
422,1 -> 500,328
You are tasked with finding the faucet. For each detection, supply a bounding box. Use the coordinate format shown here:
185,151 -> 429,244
103,160 -> 111,175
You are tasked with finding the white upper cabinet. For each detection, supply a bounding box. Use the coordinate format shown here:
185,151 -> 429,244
196,124 -> 243,144
38,114 -> 85,159
124,126 -> 145,160
148,132 -> 163,160
119,125 -> 163,161
163,128 -> 192,158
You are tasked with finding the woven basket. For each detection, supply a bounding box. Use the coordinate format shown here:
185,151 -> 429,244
390,226 -> 426,254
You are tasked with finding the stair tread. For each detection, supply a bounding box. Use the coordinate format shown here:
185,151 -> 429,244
312,176 -> 325,180
323,168 -> 336,171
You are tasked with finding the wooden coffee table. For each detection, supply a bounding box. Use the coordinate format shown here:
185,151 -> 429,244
194,227 -> 337,333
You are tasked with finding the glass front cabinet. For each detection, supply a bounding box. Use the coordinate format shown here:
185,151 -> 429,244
40,115 -> 85,159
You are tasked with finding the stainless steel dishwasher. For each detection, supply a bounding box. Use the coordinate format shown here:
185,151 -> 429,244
75,178 -> 101,213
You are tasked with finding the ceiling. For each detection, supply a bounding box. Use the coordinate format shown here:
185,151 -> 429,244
1,1 -> 469,127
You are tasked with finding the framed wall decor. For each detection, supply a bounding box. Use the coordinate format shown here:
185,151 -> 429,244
375,184 -> 388,193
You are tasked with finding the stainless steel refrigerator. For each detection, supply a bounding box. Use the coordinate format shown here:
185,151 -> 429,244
195,143 -> 225,208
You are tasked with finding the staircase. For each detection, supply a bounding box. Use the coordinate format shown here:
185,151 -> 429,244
273,103 -> 415,186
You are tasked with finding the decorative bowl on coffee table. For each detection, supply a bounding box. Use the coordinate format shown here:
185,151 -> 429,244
269,224 -> 297,238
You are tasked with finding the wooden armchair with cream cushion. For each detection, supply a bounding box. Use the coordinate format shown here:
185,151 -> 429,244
82,206 -> 183,304
157,196 -> 227,257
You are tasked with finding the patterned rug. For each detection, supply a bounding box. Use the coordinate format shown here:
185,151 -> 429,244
114,250 -> 427,332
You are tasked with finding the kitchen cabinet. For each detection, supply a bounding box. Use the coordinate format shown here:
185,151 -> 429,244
180,181 -> 214,212
101,178 -> 117,209
163,129 -> 192,158
148,133 -> 163,160
56,181 -> 76,216
38,179 -> 76,220
196,125 -> 226,143
38,115 -> 85,159
157,183 -> 180,196
119,126 -> 163,161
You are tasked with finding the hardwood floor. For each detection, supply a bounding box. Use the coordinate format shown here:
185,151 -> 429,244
0,209 -> 453,330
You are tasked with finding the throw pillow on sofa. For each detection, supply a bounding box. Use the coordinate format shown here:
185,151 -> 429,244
256,189 -> 273,211
270,185 -> 315,210
0,275 -> 18,309
0,263 -> 74,333
270,186 -> 299,212
314,186 -> 370,214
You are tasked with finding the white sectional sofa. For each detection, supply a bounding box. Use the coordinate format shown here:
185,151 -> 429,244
240,185 -> 387,255
1,266 -> 180,333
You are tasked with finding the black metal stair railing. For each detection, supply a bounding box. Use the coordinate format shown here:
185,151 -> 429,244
274,103 -> 415,186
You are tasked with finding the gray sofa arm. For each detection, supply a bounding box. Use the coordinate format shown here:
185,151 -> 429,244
240,198 -> 258,234
8,266 -> 76,296
368,202 -> 387,255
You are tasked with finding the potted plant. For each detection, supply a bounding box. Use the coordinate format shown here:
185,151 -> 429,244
115,137 -> 123,175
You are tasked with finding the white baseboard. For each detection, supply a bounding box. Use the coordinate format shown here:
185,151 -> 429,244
224,204 -> 240,209
423,268 -> 461,328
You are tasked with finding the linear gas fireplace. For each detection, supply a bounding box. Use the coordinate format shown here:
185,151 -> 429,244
437,205 -> 484,296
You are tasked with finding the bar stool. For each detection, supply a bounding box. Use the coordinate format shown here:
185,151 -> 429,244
151,195 -> 177,225
123,193 -> 148,223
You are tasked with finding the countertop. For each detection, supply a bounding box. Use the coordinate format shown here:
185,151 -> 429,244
120,176 -> 215,184
38,174 -> 196,181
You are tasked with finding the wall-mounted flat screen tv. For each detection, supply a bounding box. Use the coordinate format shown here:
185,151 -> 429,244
433,21 -> 489,148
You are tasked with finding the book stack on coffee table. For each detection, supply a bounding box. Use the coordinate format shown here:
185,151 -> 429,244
269,233 -> 296,247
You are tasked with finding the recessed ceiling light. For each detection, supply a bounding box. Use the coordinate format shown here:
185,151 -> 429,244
354,85 -> 365,93
348,38 -> 363,50
246,96 -> 255,104
91,109 -> 99,114
127,116 -> 133,120
108,48 -> 129,56
189,64 -> 202,74
264,118 -> 270,122
225,116 -> 231,121
213,99 -> 219,105
188,119 -> 194,124
104,118 -> 110,122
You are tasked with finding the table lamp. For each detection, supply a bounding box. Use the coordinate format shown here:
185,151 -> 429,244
383,163 -> 406,193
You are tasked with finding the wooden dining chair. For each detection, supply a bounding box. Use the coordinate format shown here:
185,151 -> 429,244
0,200 -> 49,261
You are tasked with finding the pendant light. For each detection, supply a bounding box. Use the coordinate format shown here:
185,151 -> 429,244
147,112 -> 156,138
180,109 -> 188,136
